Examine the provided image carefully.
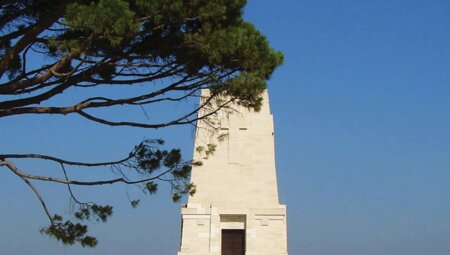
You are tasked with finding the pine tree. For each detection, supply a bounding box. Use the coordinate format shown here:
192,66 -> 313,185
0,0 -> 282,247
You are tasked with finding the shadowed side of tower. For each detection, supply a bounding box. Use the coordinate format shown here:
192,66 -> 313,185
178,90 -> 288,255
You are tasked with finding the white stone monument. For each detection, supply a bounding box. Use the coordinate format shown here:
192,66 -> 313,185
177,90 -> 288,255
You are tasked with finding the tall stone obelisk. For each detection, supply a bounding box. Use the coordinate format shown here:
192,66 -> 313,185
177,90 -> 288,255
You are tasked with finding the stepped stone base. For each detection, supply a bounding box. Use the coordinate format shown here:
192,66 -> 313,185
178,204 -> 288,255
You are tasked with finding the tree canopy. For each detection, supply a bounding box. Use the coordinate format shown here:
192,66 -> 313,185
0,0 -> 282,247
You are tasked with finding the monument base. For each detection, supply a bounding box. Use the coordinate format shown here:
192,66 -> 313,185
178,203 -> 289,255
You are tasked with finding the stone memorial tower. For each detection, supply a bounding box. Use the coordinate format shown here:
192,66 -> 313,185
177,90 -> 288,255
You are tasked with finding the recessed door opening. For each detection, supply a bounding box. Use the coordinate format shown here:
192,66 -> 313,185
221,229 -> 245,255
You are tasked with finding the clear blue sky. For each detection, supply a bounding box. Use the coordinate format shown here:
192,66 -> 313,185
1,1 -> 450,254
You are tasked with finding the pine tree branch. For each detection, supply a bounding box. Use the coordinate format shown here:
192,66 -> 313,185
0,51 -> 80,94
0,2 -> 66,77
0,153 -> 133,167
0,160 -> 54,225
0,160 -> 175,186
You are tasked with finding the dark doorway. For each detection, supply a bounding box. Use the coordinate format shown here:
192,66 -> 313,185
221,229 -> 245,255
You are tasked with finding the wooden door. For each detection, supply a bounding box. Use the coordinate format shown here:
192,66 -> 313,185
222,229 -> 245,255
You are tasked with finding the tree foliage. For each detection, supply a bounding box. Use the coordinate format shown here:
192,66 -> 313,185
0,0 -> 282,247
